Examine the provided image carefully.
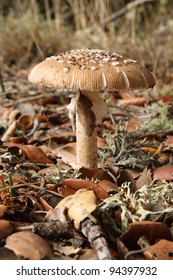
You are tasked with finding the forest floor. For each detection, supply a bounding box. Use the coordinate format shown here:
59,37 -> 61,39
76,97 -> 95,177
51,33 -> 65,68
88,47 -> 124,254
0,54 -> 173,260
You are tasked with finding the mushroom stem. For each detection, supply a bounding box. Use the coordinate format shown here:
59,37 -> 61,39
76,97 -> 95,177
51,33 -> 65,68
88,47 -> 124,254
76,90 -> 108,169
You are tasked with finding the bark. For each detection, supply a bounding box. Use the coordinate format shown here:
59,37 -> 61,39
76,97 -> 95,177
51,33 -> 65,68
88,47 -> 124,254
81,219 -> 112,260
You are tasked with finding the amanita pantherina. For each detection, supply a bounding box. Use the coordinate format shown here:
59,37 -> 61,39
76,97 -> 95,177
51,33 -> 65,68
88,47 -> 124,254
28,49 -> 156,169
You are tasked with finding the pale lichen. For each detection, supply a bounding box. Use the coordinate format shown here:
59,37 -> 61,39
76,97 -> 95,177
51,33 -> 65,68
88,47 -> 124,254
98,179 -> 173,233
141,101 -> 173,132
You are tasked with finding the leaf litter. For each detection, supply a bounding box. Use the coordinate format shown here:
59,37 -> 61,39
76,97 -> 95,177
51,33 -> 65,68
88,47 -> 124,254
0,70 -> 173,260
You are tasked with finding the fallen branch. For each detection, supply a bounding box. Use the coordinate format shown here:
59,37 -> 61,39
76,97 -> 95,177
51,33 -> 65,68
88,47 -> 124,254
14,220 -> 73,241
81,219 -> 112,260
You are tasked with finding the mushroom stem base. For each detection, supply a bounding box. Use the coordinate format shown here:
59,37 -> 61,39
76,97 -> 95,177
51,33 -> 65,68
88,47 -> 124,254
76,120 -> 97,169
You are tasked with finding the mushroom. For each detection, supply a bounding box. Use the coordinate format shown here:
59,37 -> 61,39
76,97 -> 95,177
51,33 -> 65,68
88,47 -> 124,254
28,49 -> 156,169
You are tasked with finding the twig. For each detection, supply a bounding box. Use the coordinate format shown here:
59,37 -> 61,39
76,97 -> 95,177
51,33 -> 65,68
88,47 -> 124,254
101,0 -> 157,28
0,62 -> 5,93
14,220 -> 73,241
81,219 -> 112,260
0,183 -> 64,197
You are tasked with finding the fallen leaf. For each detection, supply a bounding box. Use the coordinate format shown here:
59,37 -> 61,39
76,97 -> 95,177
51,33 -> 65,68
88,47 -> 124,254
0,205 -> 7,218
38,197 -> 53,211
0,220 -> 13,240
5,231 -> 52,260
127,118 -> 144,132
20,145 -> 53,164
78,249 -> 98,260
120,221 -> 172,250
165,135 -> 173,146
61,178 -> 109,199
58,186 -> 76,197
55,145 -> 77,168
3,143 -> 53,164
143,239 -> 173,260
56,190 -> 97,229
153,165 -> 173,181
118,97 -> 146,106
117,169 -> 136,192
61,178 -> 96,190
135,168 -> 152,190
17,114 -> 33,130
54,243 -> 81,256
98,179 -> 119,193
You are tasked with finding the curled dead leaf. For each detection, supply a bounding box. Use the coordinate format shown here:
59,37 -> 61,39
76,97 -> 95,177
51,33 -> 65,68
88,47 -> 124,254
17,114 -> 33,130
120,221 -> 172,250
56,190 -> 97,229
5,231 -> 52,260
143,239 -> 173,260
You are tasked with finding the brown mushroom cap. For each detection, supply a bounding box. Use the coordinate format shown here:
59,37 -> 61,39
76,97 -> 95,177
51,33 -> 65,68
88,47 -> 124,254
28,49 -> 156,91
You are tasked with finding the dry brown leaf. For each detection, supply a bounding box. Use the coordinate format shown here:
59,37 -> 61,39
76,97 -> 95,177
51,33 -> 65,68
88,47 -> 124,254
98,179 -> 119,193
2,142 -> 53,164
61,178 -> 109,199
58,186 -> 76,197
118,97 -> 146,106
0,220 -> 13,240
78,248 -> 98,260
117,169 -> 136,192
55,145 -> 77,169
20,144 -> 53,164
61,178 -> 96,190
97,136 -> 107,148
17,114 -> 33,130
91,184 -> 109,199
165,135 -> 173,146
143,239 -> 173,260
54,243 -> 81,256
127,118 -> 144,133
135,167 -> 152,190
78,167 -> 111,181
5,231 -> 53,260
153,165 -> 173,181
9,136 -> 28,144
120,221 -> 172,250
56,190 -> 97,229
42,133 -> 76,144
0,205 -> 7,218
38,197 -> 53,211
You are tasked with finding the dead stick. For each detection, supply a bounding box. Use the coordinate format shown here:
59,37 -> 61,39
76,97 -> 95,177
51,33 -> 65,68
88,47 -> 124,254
0,62 -> 5,93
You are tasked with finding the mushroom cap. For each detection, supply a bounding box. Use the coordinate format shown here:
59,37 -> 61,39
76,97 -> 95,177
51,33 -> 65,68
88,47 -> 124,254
28,49 -> 156,91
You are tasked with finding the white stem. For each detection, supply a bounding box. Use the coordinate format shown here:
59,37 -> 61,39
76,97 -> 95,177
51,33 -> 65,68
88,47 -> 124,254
76,115 -> 97,169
